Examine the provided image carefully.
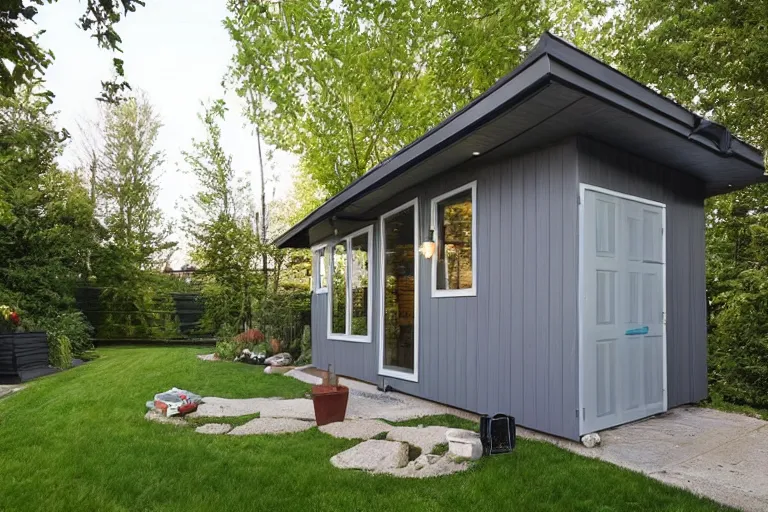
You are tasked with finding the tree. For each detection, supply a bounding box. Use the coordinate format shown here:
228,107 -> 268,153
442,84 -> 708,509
92,93 -> 176,337
225,0 -> 550,197
182,100 -> 261,334
1,0 -> 146,102
0,88 -> 96,354
593,0 -> 768,407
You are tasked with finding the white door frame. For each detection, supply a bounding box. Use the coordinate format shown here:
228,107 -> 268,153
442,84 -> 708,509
377,198 -> 420,382
578,183 -> 667,435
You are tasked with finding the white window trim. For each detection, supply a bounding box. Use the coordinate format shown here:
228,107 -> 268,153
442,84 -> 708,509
326,225 -> 373,343
430,181 -> 477,298
377,198 -> 419,382
311,243 -> 328,294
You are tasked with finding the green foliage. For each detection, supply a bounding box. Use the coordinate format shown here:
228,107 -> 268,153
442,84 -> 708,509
214,338 -> 239,361
595,0 -> 768,409
295,324 -> 312,366
37,311 -> 94,357
0,89 -> 97,344
226,0 -> 550,199
90,94 -> 177,339
48,334 -> 73,369
0,1 -> 146,102
182,101 -> 262,334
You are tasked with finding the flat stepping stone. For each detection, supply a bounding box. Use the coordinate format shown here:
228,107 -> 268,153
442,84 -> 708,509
195,423 -> 232,434
445,429 -> 483,460
386,453 -> 470,479
331,440 -> 409,471
144,410 -> 185,426
386,426 -> 450,453
228,418 -> 315,436
319,419 -> 393,440
191,397 -> 315,420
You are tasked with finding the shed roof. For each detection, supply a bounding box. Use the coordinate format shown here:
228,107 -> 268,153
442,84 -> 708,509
276,32 -> 766,248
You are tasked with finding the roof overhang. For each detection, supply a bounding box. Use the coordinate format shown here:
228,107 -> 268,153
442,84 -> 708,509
276,32 -> 765,248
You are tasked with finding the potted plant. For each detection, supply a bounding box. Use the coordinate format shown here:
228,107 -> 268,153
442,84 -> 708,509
311,365 -> 349,426
0,306 -> 50,384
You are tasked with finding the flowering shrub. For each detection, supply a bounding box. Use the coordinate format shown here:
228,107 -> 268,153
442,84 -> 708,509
233,329 -> 265,343
0,305 -> 21,333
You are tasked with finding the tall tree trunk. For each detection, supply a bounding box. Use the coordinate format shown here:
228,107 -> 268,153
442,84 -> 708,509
256,123 -> 268,290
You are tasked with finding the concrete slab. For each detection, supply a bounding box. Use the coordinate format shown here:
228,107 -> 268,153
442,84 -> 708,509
386,426 -> 450,453
0,384 -> 24,400
319,419 -> 393,440
330,440 -> 409,471
520,407 -> 768,512
228,418 -> 315,436
195,423 -> 232,434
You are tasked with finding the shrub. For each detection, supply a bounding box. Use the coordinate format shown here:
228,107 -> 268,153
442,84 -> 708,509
295,325 -> 311,365
38,311 -> 93,357
234,328 -> 265,343
49,334 -> 73,369
214,339 -> 239,360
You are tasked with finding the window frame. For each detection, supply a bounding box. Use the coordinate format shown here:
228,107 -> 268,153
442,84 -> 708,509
377,198 -> 420,382
311,243 -> 328,294
430,181 -> 478,298
326,225 -> 373,343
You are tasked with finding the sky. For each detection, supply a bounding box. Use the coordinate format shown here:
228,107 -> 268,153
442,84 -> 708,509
27,0 -> 297,266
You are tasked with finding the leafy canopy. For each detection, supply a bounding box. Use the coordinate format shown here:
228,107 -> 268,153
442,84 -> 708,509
225,0 -> 549,197
1,0 -> 146,102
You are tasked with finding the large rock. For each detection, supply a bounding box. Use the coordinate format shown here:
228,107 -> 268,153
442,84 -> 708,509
319,419 -> 393,440
330,440 -> 409,471
581,432 -> 601,448
265,352 -> 293,367
445,429 -> 483,460
386,426 -> 450,453
228,417 -> 314,436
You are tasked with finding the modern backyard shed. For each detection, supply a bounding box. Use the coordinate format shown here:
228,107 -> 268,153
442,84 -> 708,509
275,33 -> 766,440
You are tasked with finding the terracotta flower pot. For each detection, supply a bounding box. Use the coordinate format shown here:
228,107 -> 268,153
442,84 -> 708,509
311,385 -> 349,426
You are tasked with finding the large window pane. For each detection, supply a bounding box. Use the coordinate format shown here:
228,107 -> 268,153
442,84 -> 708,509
331,243 -> 346,334
436,189 -> 473,290
350,234 -> 369,336
383,206 -> 415,372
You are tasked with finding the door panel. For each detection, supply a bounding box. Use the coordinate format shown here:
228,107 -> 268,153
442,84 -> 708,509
582,189 -> 665,434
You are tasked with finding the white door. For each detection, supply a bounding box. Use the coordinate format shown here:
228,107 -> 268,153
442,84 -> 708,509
580,186 -> 666,435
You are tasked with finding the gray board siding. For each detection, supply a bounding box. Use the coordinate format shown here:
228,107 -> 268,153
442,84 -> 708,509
311,135 -> 707,441
576,137 -> 708,408
312,139 -> 581,440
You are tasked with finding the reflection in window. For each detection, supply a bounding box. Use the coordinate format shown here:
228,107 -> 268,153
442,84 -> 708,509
383,205 -> 415,373
436,188 -> 473,290
314,247 -> 327,291
350,234 -> 369,336
331,243 -> 347,334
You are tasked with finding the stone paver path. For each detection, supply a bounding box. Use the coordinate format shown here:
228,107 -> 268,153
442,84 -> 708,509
319,419 -> 393,440
228,418 -> 315,436
0,384 -> 24,400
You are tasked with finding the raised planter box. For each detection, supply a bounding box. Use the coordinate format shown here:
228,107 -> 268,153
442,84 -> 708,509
0,332 -> 54,384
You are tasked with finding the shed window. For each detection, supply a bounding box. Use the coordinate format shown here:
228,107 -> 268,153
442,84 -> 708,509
431,181 -> 477,297
328,226 -> 372,342
312,245 -> 328,293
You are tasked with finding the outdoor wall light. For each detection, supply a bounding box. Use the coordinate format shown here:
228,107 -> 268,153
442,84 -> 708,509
472,151 -> 481,156
419,229 -> 436,259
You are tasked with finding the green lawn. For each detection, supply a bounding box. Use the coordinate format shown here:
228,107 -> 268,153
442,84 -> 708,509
0,347 -> 729,511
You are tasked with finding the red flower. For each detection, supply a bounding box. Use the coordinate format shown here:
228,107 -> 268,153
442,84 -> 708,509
9,312 -> 20,326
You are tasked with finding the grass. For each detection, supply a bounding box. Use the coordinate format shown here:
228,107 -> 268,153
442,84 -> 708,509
0,347 -> 732,512
703,392 -> 768,421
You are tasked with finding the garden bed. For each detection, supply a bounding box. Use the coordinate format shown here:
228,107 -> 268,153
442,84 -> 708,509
0,332 -> 56,384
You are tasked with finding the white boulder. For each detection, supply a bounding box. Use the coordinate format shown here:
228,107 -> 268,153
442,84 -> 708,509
581,432 -> 601,448
445,428 -> 483,460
